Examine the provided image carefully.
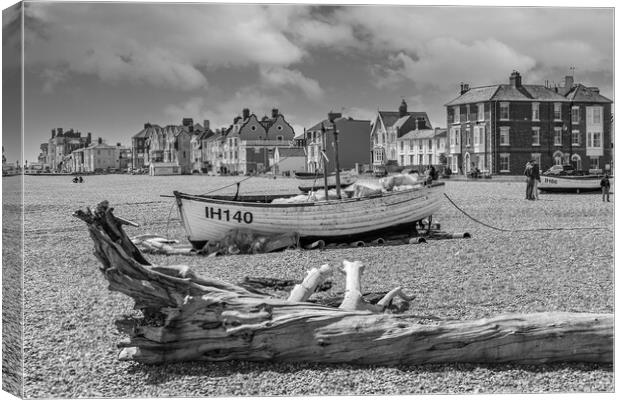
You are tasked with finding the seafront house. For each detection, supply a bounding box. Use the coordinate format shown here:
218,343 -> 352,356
131,118 -> 200,175
444,71 -> 613,175
223,108 -> 296,175
370,100 -> 433,174
203,128 -> 227,174
190,120 -> 214,173
395,128 -> 447,170
69,138 -> 120,173
45,128 -> 92,172
304,116 -> 371,174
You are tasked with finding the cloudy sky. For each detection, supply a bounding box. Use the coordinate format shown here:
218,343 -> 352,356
2,1 -> 614,163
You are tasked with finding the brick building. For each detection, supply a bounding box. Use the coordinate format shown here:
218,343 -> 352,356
444,71 -> 613,175
304,116 -> 371,174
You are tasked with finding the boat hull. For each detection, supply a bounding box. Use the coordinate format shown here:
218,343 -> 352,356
174,182 -> 445,248
538,175 -> 605,193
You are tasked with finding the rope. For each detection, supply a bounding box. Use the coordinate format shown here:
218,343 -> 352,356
443,193 -> 612,233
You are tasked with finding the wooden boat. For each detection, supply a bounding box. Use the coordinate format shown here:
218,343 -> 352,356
538,174 -> 607,193
295,171 -> 357,192
173,181 -> 445,249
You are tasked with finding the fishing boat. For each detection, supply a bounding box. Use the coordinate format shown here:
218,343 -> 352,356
538,174 -> 606,193
173,181 -> 445,249
295,171 -> 357,192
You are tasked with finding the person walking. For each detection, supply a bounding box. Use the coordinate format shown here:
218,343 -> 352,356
524,161 -> 533,200
600,173 -> 611,202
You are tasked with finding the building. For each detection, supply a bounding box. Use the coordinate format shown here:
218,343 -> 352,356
223,108 -> 296,175
131,118 -> 201,174
203,128 -> 227,174
370,100 -> 432,172
190,120 -> 214,173
304,116 -> 371,173
273,147 -> 306,176
45,128 -> 92,172
444,71 -> 613,175
395,127 -> 447,170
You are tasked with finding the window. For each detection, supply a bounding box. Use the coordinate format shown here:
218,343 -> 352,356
400,141 -> 404,151
591,131 -> 602,147
499,154 -> 510,172
466,105 -> 470,121
499,127 -> 510,146
590,157 -> 599,170
428,139 -> 432,150
532,103 -> 540,121
454,128 -> 460,145
532,127 -> 540,146
593,108 -> 602,124
418,154 -> 423,165
400,155 -> 405,165
531,153 -> 541,167
571,130 -> 580,145
477,103 -> 485,121
453,107 -> 460,123
571,107 -> 580,124
554,103 -> 562,120
554,127 -> 562,145
277,135 -> 283,141
409,155 -> 414,165
473,127 -> 479,145
500,103 -> 510,120
465,128 -> 471,146
409,140 -> 413,150
418,141 -> 422,151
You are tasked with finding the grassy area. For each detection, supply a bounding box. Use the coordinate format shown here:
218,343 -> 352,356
13,174 -> 614,397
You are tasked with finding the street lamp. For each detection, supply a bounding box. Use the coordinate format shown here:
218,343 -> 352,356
328,111 -> 342,199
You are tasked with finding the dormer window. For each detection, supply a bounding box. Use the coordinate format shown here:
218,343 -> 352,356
277,135 -> 283,141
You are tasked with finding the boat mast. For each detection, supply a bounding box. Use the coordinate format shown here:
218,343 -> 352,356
329,112 -> 343,199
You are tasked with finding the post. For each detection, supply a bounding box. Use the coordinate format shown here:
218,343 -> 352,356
321,124 -> 329,199
329,112 -> 343,199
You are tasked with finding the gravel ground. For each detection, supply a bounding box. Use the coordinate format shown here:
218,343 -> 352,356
12,174 -> 615,397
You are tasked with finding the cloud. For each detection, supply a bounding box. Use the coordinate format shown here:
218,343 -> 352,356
40,67 -> 69,93
259,66 -> 324,100
23,3 -> 306,92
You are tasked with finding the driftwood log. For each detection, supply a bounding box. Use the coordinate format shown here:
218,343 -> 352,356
74,201 -> 613,365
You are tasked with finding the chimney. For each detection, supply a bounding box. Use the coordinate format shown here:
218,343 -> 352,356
399,99 -> 408,117
242,108 -> 250,119
460,82 -> 470,95
87,132 -> 92,144
589,87 -> 600,94
98,137 -> 103,145
57,128 -> 64,136
203,119 -> 210,130
182,118 -> 193,127
144,123 -> 151,129
116,142 -> 121,147
51,129 -> 56,138
271,108 -> 279,119
509,70 -> 522,87
564,75 -> 574,89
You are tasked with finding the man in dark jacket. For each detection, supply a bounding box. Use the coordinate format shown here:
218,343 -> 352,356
530,160 -> 541,200
600,174 -> 611,202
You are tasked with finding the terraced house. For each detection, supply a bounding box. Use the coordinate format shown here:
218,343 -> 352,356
445,71 -> 613,175
370,100 -> 432,173
220,108 -> 296,175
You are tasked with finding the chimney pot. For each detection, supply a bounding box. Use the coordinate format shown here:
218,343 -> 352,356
509,71 -> 522,87
243,108 -> 250,119
564,75 -> 574,89
204,119 -> 210,130
272,108 -> 279,119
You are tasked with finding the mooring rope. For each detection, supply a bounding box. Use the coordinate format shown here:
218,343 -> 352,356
443,193 -> 612,233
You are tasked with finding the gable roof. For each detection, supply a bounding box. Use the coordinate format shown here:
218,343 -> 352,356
445,83 -> 577,106
378,111 -> 430,129
398,129 -> 437,140
564,84 -> 612,103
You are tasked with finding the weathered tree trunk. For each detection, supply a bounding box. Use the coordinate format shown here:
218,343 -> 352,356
74,202 -> 613,365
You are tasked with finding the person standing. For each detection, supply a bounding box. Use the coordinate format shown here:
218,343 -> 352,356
530,160 -> 541,200
600,174 -> 611,202
524,161 -> 533,200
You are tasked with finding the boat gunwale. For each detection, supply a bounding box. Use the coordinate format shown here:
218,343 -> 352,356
173,181 -> 445,209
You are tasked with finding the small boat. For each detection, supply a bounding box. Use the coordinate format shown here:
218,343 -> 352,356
538,174 -> 606,193
173,182 -> 445,249
295,171 -> 357,192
